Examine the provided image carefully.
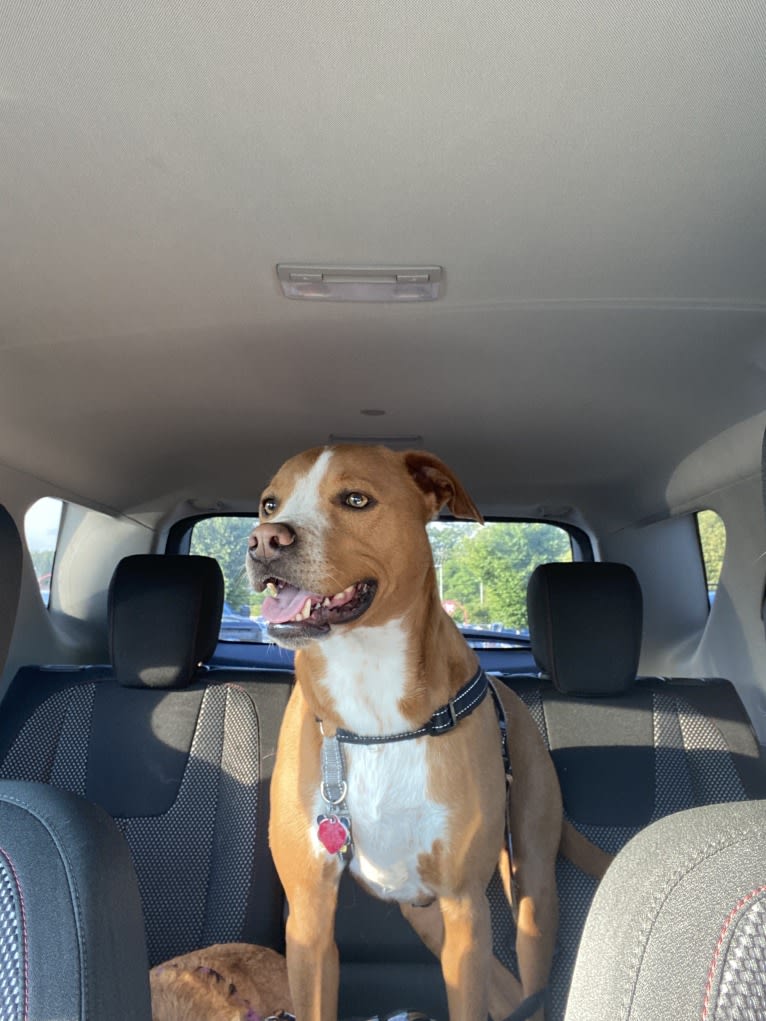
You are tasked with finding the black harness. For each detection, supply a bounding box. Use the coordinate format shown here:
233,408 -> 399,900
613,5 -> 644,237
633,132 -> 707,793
316,667 -> 513,858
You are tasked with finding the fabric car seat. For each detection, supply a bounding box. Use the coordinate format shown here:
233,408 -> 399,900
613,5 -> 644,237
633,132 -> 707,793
0,506 -> 151,1018
0,779 -> 151,1020
564,798 -> 766,1020
490,561 -> 766,1020
0,554 -> 293,967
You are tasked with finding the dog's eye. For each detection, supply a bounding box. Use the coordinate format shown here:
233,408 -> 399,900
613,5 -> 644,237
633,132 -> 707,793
344,492 -> 370,509
261,496 -> 278,516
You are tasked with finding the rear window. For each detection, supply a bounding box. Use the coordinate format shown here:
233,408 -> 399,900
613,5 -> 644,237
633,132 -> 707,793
189,516 -> 262,641
189,516 -> 573,645
429,520 -> 572,641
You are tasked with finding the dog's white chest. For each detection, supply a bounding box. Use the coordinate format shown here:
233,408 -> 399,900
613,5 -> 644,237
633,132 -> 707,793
344,740 -> 448,902
310,621 -> 448,902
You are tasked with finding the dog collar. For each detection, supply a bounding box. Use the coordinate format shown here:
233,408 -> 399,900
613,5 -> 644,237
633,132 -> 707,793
330,666 -> 489,746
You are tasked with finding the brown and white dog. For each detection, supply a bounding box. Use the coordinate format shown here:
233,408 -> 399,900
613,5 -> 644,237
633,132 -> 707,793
246,445 -> 610,1021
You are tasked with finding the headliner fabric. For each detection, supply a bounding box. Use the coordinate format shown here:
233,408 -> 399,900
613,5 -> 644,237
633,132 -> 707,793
1,3 -> 766,520
109,554 -> 224,688
527,562 -> 643,695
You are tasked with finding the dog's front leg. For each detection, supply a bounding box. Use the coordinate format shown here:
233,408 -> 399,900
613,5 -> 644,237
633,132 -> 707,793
438,886 -> 491,1021
284,873 -> 341,1021
401,899 -> 524,1020
270,688 -> 343,1021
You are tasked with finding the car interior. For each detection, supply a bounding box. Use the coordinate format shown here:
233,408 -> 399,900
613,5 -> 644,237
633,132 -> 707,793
2,2 -> 766,1019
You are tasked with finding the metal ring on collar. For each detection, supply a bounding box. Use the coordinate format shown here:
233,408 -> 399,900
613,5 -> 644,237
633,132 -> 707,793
320,780 -> 348,805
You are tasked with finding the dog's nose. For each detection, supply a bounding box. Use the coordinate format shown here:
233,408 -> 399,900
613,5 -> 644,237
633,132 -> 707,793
248,522 -> 296,561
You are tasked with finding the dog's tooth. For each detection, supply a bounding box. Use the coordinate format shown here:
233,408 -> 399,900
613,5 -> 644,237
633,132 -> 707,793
323,597 -> 331,607
290,599 -> 309,623
265,581 -> 278,597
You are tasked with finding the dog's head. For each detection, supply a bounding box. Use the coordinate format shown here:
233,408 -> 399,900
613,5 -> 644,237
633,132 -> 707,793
246,445 -> 482,648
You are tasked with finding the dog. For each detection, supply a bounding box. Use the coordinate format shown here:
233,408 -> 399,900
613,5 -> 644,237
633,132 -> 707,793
246,445 -> 611,1021
150,943 -> 293,1021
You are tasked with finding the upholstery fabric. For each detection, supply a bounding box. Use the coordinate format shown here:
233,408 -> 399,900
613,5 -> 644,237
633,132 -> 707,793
710,892 -> 766,1021
490,677 -> 757,1021
114,683 -> 260,964
0,555 -> 292,966
564,800 -> 766,1021
0,780 -> 151,1019
0,850 -> 24,1021
0,683 -> 95,792
526,562 -> 642,695
0,677 -> 263,967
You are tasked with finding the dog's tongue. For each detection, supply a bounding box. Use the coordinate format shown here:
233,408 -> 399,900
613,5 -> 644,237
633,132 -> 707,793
262,584 -> 318,624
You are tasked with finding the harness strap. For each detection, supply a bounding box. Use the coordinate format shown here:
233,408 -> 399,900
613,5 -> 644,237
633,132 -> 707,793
501,988 -> 547,1021
487,675 -> 512,777
487,675 -> 519,917
319,734 -> 354,862
320,733 -> 348,806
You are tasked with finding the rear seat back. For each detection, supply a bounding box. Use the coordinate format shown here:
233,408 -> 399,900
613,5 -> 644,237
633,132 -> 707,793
491,561 -> 766,1021
0,554 -> 292,966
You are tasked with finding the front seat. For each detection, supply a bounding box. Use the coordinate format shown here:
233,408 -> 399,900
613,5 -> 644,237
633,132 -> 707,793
0,780 -> 152,1020
0,504 -> 151,1019
564,799 -> 766,1020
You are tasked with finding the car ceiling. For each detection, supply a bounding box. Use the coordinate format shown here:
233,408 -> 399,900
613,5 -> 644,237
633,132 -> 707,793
1,1 -> 765,525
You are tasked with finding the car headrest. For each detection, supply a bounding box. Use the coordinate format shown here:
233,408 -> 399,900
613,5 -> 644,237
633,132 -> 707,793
0,506 -> 22,678
109,555 -> 224,689
526,562 -> 643,696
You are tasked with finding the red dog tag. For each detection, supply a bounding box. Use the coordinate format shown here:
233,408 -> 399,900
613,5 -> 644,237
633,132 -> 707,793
316,814 -> 351,855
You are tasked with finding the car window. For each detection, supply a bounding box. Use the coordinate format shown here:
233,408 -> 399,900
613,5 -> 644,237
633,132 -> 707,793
23,497 -> 64,607
428,520 -> 572,642
189,516 -> 263,641
190,515 -> 572,645
697,509 -> 726,606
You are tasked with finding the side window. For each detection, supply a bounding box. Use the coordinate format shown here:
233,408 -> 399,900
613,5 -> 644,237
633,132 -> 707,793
696,509 -> 726,606
190,516 -> 265,642
24,498 -> 64,606
427,520 -> 572,636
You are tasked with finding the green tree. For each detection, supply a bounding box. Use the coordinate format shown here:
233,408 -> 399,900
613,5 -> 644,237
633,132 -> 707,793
428,521 -> 571,629
191,516 -> 259,610
429,522 -> 480,600
697,510 -> 726,589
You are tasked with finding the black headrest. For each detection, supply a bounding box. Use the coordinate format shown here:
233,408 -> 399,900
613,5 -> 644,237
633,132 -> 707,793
0,505 -> 22,677
526,562 -> 643,696
109,555 -> 224,689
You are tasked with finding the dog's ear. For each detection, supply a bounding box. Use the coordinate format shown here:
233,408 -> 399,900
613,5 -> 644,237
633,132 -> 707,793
402,451 -> 484,523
